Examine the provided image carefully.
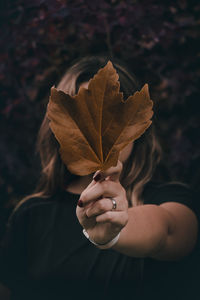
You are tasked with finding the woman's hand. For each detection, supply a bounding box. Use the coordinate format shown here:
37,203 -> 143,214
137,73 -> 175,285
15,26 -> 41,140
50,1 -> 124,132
76,160 -> 129,245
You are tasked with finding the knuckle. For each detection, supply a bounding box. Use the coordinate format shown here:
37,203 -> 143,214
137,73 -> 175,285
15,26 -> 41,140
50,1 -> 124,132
121,188 -> 127,199
123,199 -> 128,210
124,201 -> 128,210
98,201 -> 105,211
123,212 -> 129,225
121,186 -> 126,195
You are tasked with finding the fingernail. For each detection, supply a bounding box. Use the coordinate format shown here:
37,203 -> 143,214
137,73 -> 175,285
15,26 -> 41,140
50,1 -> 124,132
77,199 -> 83,207
93,173 -> 101,181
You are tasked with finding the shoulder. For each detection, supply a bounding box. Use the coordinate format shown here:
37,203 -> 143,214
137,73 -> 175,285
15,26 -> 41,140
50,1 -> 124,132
142,181 -> 197,212
6,188 -> 75,228
7,193 -> 59,228
143,181 -> 193,195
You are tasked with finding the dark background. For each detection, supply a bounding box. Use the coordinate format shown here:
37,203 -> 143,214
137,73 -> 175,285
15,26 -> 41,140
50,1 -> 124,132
0,0 -> 199,297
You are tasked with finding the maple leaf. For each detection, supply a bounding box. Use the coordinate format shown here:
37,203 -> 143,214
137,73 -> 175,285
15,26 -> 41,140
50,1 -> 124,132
47,61 -> 153,175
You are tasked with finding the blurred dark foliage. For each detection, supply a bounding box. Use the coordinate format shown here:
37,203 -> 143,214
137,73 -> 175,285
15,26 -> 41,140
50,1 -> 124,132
0,0 -> 200,237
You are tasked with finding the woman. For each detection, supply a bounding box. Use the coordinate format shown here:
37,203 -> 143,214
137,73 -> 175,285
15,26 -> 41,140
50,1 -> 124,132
0,56 -> 198,300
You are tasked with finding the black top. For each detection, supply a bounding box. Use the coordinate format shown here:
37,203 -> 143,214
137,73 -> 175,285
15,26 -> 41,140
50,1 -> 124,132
0,182 -> 198,300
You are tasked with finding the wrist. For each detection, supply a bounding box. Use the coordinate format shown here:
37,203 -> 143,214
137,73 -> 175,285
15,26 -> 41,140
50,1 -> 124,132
82,229 -> 121,249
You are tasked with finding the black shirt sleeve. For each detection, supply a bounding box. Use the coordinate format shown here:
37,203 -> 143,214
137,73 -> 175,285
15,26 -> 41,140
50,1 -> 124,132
143,182 -> 198,214
143,181 -> 200,250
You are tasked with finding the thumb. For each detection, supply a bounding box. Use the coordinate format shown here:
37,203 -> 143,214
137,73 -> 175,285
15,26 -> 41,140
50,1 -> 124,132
93,160 -> 123,182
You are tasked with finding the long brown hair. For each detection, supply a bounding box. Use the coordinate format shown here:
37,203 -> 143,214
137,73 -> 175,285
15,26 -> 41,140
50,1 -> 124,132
16,56 -> 162,211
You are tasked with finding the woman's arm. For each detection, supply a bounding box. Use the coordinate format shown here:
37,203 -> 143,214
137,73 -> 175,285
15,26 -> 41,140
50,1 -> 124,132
112,202 -> 198,260
76,161 -> 198,261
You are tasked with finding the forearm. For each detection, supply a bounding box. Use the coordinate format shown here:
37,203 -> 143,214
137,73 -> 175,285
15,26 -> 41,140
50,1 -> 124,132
111,204 -> 176,259
77,170 -> 198,260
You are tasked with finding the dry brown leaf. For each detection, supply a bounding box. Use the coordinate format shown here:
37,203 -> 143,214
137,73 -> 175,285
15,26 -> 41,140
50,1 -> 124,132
47,61 -> 153,175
